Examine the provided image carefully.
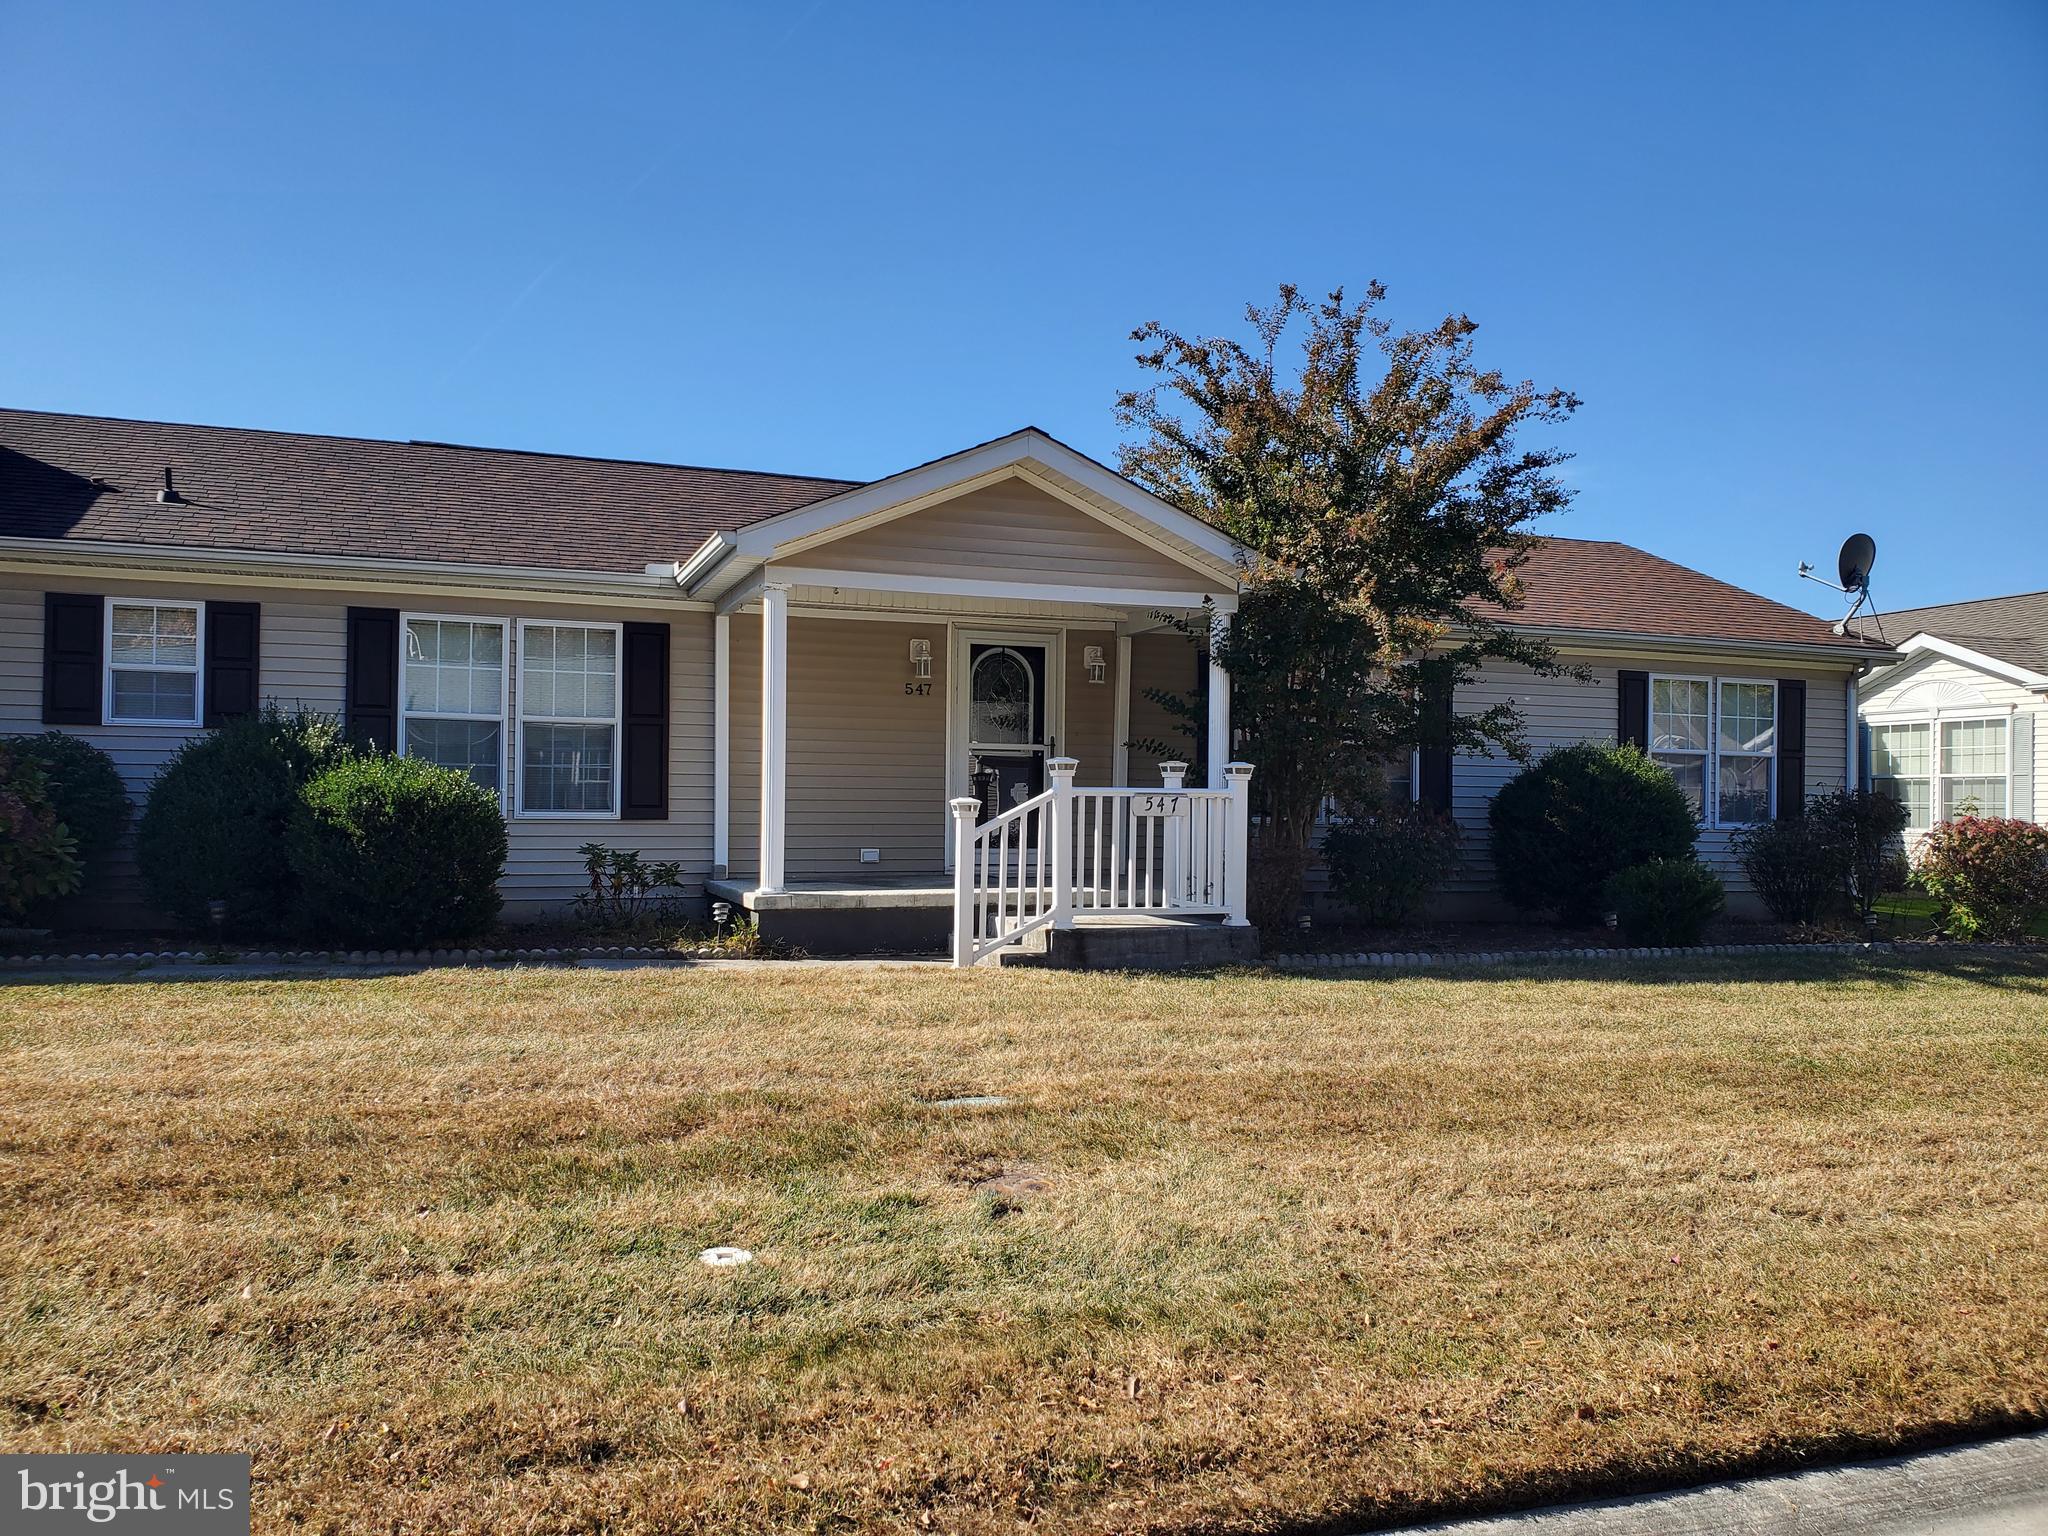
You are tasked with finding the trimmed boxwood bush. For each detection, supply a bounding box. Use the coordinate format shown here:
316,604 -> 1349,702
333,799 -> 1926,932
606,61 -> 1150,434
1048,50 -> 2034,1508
1323,805 -> 1462,927
1487,742 -> 1698,924
4,732 -> 129,884
0,739 -> 81,923
136,706 -> 351,935
1602,856 -> 1724,945
287,754 -> 508,947
1914,815 -> 2048,942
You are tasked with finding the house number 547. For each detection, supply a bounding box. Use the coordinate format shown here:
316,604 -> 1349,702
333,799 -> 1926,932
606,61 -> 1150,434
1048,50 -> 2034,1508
903,682 -> 932,696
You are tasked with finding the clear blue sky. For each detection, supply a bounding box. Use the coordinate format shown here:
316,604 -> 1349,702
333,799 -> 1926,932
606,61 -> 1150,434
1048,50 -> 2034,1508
3,1 -> 2043,617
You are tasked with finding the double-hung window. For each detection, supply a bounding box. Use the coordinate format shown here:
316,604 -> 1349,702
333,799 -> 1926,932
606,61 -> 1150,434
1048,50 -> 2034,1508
400,616 -> 508,795
1649,676 -> 1776,827
1870,721 -> 1932,829
518,621 -> 620,816
1649,677 -> 1711,817
106,599 -> 203,724
1938,717 -> 2008,819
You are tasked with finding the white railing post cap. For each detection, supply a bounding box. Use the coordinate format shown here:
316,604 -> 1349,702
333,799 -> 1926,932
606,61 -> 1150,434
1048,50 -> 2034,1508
1048,756 -> 1079,775
949,796 -> 983,818
1158,759 -> 1188,776
1224,761 -> 1254,781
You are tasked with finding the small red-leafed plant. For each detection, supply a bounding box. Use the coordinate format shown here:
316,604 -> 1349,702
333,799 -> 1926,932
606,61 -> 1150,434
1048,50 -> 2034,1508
1914,815 -> 2048,942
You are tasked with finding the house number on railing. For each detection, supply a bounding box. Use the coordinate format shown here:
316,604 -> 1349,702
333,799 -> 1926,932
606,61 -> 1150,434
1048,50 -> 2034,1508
1133,793 -> 1190,817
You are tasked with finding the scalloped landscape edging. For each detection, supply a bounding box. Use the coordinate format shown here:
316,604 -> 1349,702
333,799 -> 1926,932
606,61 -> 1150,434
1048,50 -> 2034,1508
1265,940 -> 2032,970
0,944 -> 713,973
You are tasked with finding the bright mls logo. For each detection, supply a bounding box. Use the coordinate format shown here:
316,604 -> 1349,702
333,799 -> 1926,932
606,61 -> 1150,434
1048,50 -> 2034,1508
3,1455 -> 249,1533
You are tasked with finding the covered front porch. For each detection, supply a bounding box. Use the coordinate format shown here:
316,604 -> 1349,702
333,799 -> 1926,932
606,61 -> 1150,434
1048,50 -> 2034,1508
671,429 -> 1253,958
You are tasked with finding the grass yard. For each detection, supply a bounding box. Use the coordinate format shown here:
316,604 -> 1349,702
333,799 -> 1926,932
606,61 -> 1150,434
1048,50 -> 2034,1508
2,956 -> 2046,1535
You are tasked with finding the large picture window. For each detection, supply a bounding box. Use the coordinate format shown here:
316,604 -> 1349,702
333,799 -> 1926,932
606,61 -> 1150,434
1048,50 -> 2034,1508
518,621 -> 620,816
1649,675 -> 1776,827
105,599 -> 202,725
400,616 -> 507,795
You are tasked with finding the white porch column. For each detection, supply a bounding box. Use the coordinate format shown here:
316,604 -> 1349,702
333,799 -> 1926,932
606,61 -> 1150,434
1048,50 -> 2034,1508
1206,645 -> 1230,788
713,611 -> 730,878
1048,756 -> 1078,930
1223,761 -> 1254,927
758,581 -> 791,893
1159,760 -> 1187,908
1113,634 -> 1133,785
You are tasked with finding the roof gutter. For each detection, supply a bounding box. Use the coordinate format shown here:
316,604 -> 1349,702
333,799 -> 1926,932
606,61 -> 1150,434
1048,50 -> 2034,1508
1478,621 -> 1902,666
674,531 -> 738,594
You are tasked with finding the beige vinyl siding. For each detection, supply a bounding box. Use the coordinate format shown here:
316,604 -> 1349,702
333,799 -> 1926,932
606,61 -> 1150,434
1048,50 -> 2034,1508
0,572 -> 717,925
808,481 -> 1215,594
1125,630 -> 1203,785
726,616 -> 951,880
1062,629 -> 1119,782
1859,651 -> 2047,825
1441,650 -> 1857,917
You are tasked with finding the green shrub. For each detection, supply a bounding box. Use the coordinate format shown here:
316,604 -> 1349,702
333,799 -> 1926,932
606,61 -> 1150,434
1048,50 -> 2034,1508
0,740 -> 81,923
1732,814 -> 1842,925
4,732 -> 130,881
136,706 -> 351,934
287,754 -> 507,947
574,843 -> 687,928
1810,787 -> 1910,919
1322,805 -> 1462,927
1914,815 -> 2048,942
1487,742 -> 1698,924
1602,856 -> 1724,945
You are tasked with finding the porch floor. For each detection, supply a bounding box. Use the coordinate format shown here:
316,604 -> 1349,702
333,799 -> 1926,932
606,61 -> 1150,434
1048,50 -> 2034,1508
707,874 -> 953,912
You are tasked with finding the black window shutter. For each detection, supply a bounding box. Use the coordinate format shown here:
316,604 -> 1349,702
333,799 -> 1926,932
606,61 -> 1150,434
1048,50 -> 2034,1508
1617,670 -> 1649,750
42,592 -> 104,725
620,621 -> 670,820
1777,679 -> 1807,819
344,607 -> 400,751
203,601 -> 261,727
1417,677 -> 1453,813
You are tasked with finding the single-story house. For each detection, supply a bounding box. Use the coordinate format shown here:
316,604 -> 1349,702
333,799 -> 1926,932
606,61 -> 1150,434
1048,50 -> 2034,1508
1851,592 -> 2045,836
1,407 -> 1894,954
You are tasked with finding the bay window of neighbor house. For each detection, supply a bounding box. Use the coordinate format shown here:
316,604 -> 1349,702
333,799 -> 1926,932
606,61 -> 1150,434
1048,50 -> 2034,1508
106,599 -> 202,725
518,621 -> 620,816
400,616 -> 507,795
1651,676 -> 1776,828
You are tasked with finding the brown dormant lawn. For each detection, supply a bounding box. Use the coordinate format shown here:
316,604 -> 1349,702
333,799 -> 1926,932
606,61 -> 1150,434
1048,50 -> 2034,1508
3,955 -> 2045,1534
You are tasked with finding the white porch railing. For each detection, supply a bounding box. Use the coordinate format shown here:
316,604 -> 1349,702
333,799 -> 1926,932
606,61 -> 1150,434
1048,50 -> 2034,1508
951,757 -> 1252,967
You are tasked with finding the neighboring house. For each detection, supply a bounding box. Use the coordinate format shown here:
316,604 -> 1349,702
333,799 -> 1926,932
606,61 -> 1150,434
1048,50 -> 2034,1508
1850,592 -> 2046,835
0,407 -> 1893,953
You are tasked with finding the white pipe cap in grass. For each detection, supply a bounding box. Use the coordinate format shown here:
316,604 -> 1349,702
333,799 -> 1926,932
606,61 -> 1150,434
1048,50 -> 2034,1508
699,1246 -> 753,1268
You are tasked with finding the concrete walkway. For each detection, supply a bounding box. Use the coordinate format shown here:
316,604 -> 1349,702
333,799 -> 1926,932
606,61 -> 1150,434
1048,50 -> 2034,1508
1384,1431 -> 2048,1534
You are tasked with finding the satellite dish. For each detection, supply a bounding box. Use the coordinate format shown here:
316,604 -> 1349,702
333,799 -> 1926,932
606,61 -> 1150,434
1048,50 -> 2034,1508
1837,533 -> 1877,593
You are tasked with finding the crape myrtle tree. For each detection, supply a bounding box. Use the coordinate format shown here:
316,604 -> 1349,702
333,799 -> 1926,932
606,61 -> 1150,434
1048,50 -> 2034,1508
1114,284 -> 1581,927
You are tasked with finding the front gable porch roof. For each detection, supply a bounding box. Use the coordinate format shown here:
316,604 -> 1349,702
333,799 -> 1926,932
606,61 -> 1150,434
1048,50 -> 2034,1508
675,427 -> 1245,605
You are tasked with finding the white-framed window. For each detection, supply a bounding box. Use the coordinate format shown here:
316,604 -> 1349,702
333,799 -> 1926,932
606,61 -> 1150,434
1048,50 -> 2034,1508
1870,720 -> 1932,830
1939,716 -> 2009,819
105,598 -> 203,725
517,620 -> 621,817
1715,679 -> 1777,827
1649,675 -> 1776,828
1869,713 -> 2011,827
1649,676 -> 1711,818
400,615 -> 508,797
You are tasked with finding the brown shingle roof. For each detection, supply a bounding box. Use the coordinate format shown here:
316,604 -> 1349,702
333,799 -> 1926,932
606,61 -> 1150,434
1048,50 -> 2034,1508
1479,537 -> 1886,652
1850,590 -> 2048,676
0,407 -> 861,576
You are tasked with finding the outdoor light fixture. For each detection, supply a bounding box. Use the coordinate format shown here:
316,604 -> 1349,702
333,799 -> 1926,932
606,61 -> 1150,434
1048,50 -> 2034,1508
1084,644 -> 1106,684
910,638 -> 932,679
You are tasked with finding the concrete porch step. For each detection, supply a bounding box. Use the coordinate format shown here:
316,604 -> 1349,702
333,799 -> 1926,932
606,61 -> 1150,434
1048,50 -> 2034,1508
994,915 -> 1259,971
